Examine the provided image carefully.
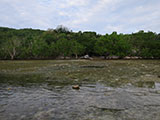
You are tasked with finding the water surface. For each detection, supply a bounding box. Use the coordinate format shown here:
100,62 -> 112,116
0,60 -> 160,120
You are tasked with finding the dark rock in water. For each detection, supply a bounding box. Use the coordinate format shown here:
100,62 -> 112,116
72,85 -> 80,90
158,75 -> 160,78
90,106 -> 125,112
81,66 -> 104,68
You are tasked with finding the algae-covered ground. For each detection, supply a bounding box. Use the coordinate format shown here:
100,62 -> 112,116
0,60 -> 160,87
0,60 -> 160,120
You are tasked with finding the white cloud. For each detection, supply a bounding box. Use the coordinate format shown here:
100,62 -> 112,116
0,0 -> 160,34
60,0 -> 90,8
63,0 -> 122,28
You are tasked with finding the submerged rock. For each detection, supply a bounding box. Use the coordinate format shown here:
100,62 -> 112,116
72,85 -> 80,90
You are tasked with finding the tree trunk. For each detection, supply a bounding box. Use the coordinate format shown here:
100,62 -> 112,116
75,54 -> 78,59
8,51 -> 14,60
13,47 -> 16,58
8,47 -> 16,60
11,55 -> 14,60
64,54 -> 66,59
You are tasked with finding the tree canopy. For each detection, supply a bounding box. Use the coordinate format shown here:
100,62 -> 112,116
0,26 -> 160,60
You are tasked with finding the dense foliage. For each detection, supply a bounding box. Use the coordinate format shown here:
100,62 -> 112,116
0,26 -> 160,60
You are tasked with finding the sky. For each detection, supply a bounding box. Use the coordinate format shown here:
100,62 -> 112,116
0,0 -> 160,34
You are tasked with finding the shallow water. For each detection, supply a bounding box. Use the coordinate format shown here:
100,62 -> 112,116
0,60 -> 160,120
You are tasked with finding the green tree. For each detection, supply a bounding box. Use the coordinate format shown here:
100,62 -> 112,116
94,35 -> 110,58
55,25 -> 70,33
56,38 -> 72,59
32,38 -> 49,58
71,40 -> 85,59
2,36 -> 21,60
48,42 -> 59,58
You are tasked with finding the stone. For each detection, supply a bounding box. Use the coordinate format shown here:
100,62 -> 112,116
108,56 -> 119,59
84,55 -> 90,59
131,56 -> 139,59
124,56 -> 131,60
7,88 -> 11,90
72,85 -> 80,90
80,55 -> 93,60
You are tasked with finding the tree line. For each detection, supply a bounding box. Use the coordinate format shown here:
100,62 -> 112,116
0,26 -> 160,60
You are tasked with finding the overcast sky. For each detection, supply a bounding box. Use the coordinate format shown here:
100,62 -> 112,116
0,0 -> 160,34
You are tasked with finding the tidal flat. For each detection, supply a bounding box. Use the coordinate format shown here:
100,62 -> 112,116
0,60 -> 160,120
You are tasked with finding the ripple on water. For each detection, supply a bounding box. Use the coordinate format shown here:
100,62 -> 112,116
0,60 -> 160,120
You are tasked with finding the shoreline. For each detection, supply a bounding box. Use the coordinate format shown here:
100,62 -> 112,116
0,57 -> 160,61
